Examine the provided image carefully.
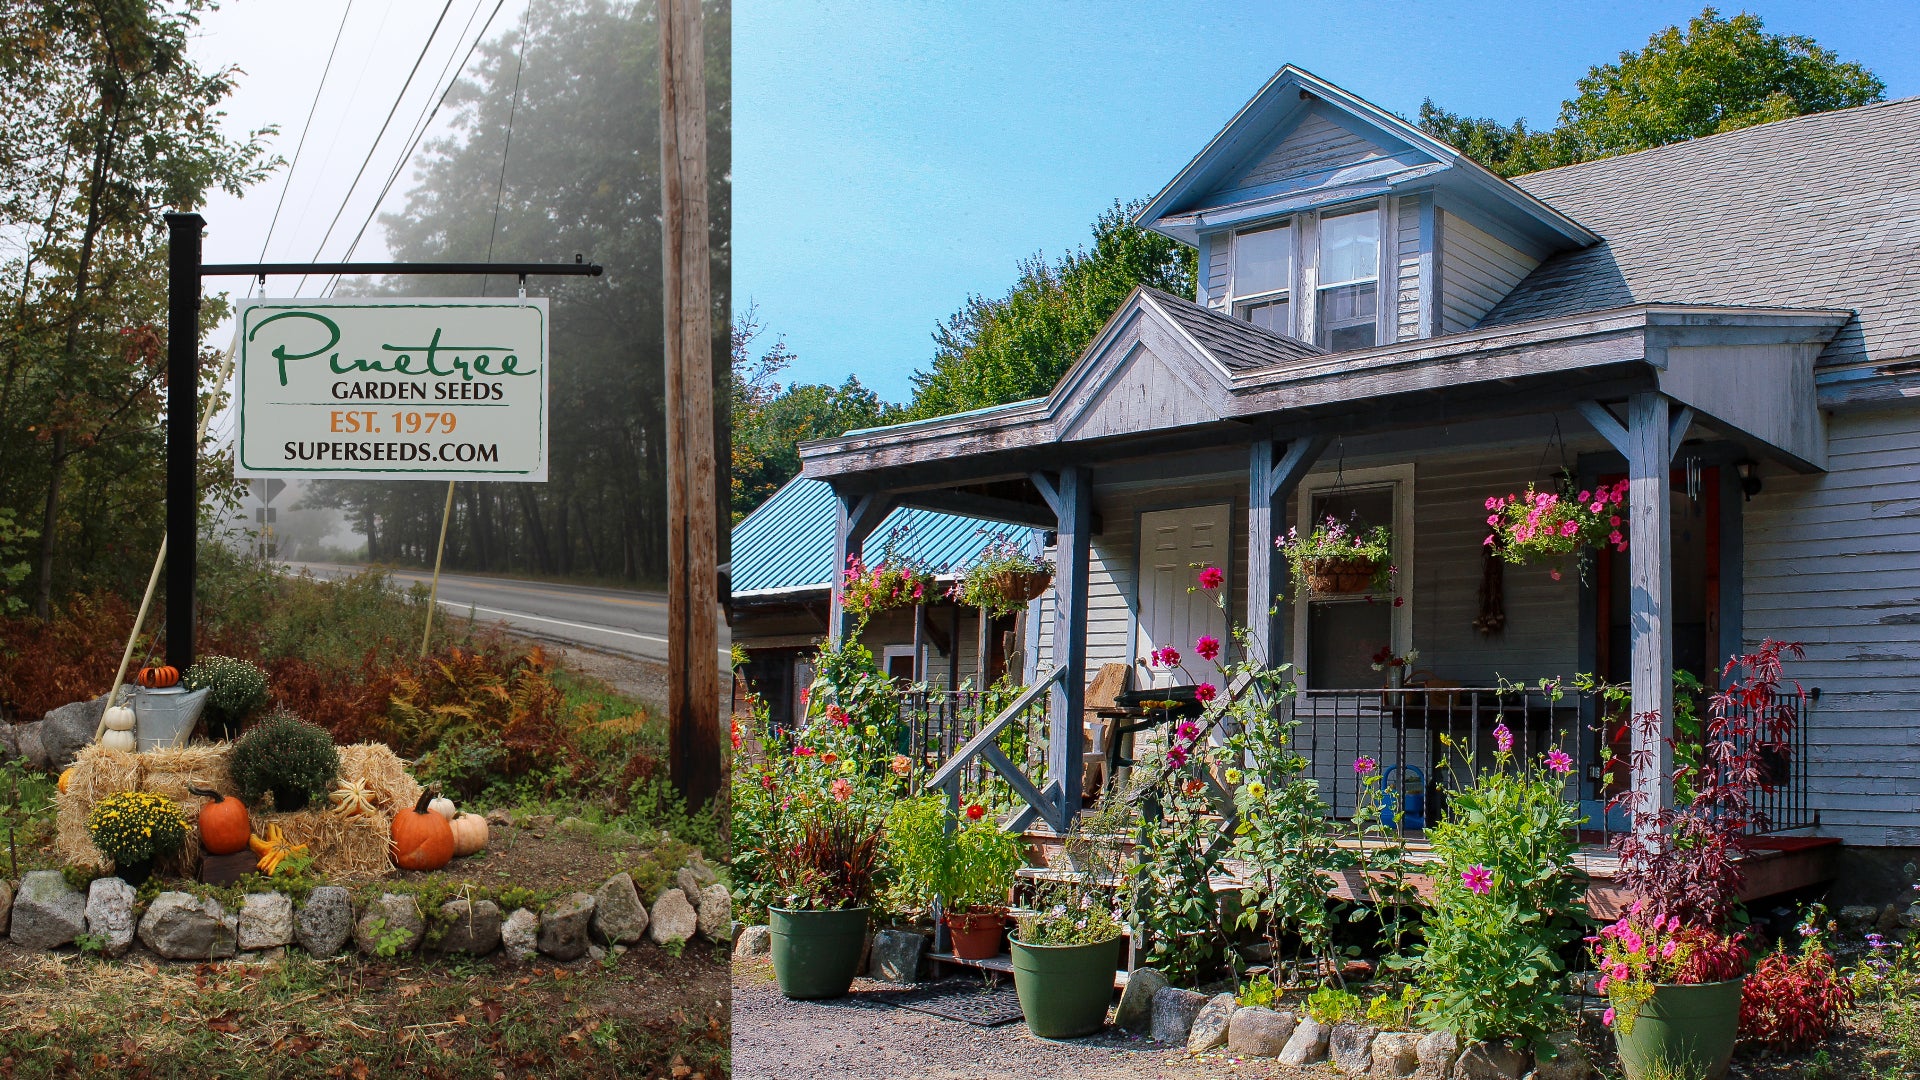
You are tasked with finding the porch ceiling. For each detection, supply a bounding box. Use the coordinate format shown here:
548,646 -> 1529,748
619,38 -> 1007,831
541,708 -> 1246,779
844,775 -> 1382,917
798,291 -> 1851,491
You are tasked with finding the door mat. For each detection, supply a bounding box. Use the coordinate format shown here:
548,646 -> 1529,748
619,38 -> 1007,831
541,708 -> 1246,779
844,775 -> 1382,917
866,978 -> 1025,1027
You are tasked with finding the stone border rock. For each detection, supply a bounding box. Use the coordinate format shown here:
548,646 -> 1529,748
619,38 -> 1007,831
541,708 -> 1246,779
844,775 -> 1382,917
2,859 -> 730,966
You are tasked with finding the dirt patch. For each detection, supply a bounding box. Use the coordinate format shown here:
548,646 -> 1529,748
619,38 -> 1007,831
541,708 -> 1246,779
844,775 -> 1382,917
389,819 -> 689,899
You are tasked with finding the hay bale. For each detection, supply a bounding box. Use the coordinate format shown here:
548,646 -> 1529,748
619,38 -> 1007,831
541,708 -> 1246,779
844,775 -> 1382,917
54,740 -> 411,882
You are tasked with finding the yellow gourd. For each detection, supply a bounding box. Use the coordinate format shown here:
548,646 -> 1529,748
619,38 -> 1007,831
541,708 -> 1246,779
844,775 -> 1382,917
247,823 -> 308,876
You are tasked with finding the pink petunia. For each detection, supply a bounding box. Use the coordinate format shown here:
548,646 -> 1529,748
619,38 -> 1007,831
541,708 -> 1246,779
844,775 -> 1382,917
1195,634 -> 1221,661
1461,865 -> 1493,895
1603,1008 -> 1616,1027
1560,520 -> 1579,537
1198,566 -> 1225,590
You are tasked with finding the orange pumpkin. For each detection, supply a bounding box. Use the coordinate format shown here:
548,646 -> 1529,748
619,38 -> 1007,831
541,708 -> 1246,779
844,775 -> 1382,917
136,665 -> 180,689
392,788 -> 455,871
187,785 -> 252,855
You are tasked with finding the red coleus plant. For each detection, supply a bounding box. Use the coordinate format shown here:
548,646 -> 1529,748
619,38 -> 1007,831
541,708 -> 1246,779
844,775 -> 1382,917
1610,640 -> 1805,930
1739,920 -> 1854,1050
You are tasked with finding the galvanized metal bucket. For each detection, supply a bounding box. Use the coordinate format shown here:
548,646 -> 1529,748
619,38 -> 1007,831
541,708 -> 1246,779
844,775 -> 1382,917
131,686 -> 211,751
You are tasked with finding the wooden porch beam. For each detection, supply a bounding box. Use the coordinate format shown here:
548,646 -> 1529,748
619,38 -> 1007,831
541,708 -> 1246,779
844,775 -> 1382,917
895,488 -> 1061,531
1246,435 -> 1329,668
1626,392 -> 1676,835
828,490 -> 895,644
1050,466 -> 1092,825
1576,400 -> 1630,457
1028,471 -> 1061,517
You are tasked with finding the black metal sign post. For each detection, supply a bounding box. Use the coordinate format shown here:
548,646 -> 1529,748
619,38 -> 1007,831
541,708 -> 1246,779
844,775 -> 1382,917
162,211 -> 603,670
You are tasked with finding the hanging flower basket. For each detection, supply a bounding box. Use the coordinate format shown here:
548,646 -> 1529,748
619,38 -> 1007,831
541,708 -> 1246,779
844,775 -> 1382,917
1483,478 -> 1629,582
951,532 -> 1055,616
1303,556 -> 1384,596
990,569 -> 1052,605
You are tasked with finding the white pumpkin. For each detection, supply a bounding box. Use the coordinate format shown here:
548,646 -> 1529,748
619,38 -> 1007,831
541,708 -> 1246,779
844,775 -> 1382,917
102,705 -> 136,732
101,728 -> 137,752
428,795 -> 457,821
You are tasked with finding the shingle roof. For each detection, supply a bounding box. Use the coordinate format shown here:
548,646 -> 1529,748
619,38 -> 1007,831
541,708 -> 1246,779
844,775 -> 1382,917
1489,96 -> 1920,365
730,476 -> 1010,598
1143,287 -> 1326,373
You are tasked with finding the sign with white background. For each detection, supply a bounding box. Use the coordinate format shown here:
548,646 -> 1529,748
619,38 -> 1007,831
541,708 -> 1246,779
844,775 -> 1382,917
235,298 -> 548,481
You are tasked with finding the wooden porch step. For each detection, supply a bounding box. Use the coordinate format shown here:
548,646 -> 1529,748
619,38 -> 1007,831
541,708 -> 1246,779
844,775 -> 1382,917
928,950 -> 1131,990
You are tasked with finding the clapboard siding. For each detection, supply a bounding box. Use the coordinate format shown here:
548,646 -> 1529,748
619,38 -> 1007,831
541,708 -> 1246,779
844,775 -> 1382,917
1396,195 -> 1424,341
1202,232 -> 1231,311
1438,210 -> 1538,333
1742,406 -> 1920,845
1235,106 -> 1386,192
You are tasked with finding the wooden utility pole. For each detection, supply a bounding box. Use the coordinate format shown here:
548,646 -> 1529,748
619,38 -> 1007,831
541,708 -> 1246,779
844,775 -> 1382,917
660,0 -> 720,809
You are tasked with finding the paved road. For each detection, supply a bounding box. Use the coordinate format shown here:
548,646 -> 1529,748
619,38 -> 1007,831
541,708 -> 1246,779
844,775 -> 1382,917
284,561 -> 728,665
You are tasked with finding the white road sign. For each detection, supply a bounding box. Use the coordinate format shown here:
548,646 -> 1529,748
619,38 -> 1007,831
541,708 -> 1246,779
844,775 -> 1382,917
234,298 -> 549,481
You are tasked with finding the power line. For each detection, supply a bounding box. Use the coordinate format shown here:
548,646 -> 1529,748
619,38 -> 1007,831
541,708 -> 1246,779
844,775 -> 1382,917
480,0 -> 534,298
295,0 -> 460,295
256,0 -> 357,266
322,0 -> 515,297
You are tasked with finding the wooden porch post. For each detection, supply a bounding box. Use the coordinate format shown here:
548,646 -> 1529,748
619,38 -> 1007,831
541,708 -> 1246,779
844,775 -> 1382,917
1246,436 -> 1328,670
828,491 -> 892,645
1042,467 -> 1092,825
1626,393 -> 1676,833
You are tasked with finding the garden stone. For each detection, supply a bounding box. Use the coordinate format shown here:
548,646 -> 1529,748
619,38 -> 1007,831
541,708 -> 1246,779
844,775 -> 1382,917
676,861 -> 717,901
1839,904 -> 1878,932
1415,1030 -> 1461,1080
734,924 -> 772,959
0,878 -> 11,937
138,892 -> 236,960
697,883 -> 732,941
1149,986 -> 1208,1044
502,908 -> 539,962
35,694 -> 107,770
434,899 -> 502,956
294,887 -> 353,958
867,928 -> 926,984
1370,1032 -> 1422,1078
1330,1022 -> 1378,1074
589,873 -> 648,945
1529,1031 -> 1588,1080
84,877 -> 137,958
353,893 -> 424,956
538,893 -> 595,960
0,721 -> 18,763
484,808 -> 512,827
11,870 -> 86,950
1186,993 -> 1236,1053
588,944 -> 606,962
1114,967 -> 1168,1032
648,888 -> 698,946
1278,1018 -> 1331,1067
1226,1005 -> 1294,1057
238,892 -> 294,950
1457,1040 -> 1529,1080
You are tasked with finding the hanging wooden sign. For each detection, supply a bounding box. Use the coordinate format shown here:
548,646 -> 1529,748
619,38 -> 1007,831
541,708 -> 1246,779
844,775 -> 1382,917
233,297 -> 549,481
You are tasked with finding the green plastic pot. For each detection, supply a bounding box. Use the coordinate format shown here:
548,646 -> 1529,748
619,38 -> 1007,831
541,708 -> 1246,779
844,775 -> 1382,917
1615,976 -> 1744,1080
1009,935 -> 1123,1039
768,906 -> 870,1000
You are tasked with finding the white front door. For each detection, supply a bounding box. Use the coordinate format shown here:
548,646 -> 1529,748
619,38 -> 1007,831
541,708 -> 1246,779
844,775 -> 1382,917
1135,504 -> 1232,687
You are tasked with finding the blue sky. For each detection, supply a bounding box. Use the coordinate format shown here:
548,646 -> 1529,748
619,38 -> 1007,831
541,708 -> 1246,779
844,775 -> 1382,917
735,0 -> 1919,401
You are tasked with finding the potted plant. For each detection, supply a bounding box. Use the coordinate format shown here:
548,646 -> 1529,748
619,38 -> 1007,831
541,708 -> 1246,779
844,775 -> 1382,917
227,709 -> 340,812
767,802 -> 884,1000
951,533 -> 1053,616
886,795 -> 1028,960
1277,515 -> 1394,596
1483,477 -> 1629,581
1008,807 -> 1129,1039
1593,641 -> 1805,1079
86,790 -> 191,886
181,654 -> 270,742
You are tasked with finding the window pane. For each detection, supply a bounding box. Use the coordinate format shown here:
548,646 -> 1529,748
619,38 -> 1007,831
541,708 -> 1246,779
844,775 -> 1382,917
1319,208 -> 1379,286
1232,224 -> 1291,297
1238,296 -> 1288,333
1319,281 -> 1377,350
1307,600 -> 1394,689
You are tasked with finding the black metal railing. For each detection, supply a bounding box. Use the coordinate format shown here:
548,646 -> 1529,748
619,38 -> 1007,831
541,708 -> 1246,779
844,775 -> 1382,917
903,679 -> 1056,823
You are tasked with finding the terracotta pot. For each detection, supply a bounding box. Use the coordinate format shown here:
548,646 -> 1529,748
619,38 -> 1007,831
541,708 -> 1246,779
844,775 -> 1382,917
1303,556 -> 1382,595
989,570 -> 1052,605
942,907 -> 1008,960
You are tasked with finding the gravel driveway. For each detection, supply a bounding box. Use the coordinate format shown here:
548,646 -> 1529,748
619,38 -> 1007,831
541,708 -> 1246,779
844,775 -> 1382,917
733,959 -> 1323,1080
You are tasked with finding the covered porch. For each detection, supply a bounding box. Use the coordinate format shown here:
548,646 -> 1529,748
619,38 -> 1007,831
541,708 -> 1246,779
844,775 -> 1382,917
801,290 -> 1847,841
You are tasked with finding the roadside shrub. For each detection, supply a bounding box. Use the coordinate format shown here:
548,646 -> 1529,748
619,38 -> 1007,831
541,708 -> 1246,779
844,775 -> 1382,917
182,654 -> 269,738
228,710 -> 340,809
1413,726 -> 1587,1053
0,592 -> 136,719
1739,912 -> 1854,1050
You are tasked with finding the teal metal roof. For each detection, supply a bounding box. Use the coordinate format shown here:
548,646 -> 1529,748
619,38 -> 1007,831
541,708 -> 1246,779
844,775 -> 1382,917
731,477 -> 1014,599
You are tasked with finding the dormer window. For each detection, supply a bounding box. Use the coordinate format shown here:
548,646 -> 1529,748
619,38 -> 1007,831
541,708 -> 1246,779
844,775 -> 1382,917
1317,207 -> 1379,350
1230,222 -> 1292,333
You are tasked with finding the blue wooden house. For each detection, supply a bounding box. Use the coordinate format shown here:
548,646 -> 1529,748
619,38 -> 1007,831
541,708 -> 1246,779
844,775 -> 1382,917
794,68 -> 1920,901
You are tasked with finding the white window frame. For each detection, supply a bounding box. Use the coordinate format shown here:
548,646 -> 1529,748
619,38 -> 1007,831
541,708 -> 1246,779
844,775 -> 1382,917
1314,201 -> 1386,352
1289,462 -> 1415,686
1226,220 -> 1295,337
